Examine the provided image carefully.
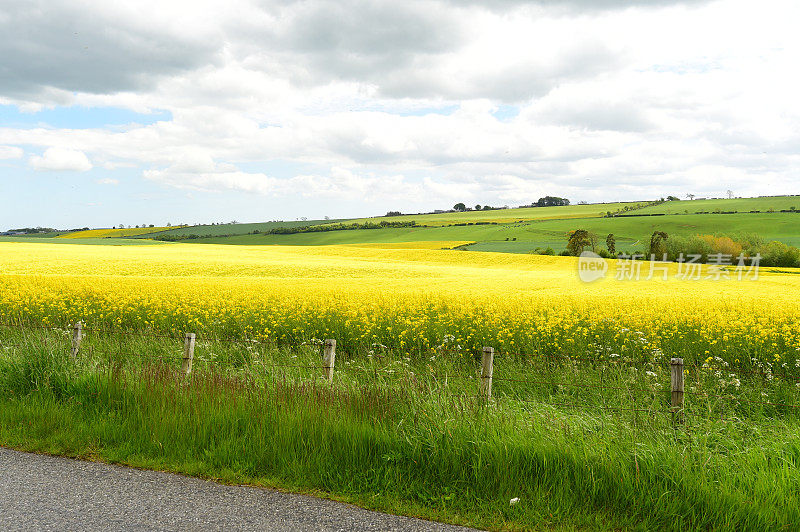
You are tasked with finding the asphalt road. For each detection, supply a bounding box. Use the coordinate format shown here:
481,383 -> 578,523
0,447 -> 476,531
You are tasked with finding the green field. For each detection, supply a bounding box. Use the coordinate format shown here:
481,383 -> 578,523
637,196 -> 800,215
178,212 -> 800,253
137,219 -> 344,238
6,195 -> 800,253
3,231 -> 71,238
511,212 -> 800,250
343,201 -> 645,226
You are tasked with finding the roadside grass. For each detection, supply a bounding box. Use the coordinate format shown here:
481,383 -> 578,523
0,327 -> 798,531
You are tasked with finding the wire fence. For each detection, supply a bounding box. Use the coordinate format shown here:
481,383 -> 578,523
1,320 -> 798,420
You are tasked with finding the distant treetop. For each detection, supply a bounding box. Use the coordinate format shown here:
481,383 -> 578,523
534,196 -> 570,207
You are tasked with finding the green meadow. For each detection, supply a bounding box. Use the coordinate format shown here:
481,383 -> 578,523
170,212 -> 800,253
4,196 -> 799,255
137,218 -> 339,238
637,196 -> 800,215
1,326 -> 799,531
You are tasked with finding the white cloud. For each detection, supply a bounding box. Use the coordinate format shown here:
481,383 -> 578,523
29,147 -> 93,172
96,178 -> 119,185
0,145 -> 23,159
1,0 -> 800,214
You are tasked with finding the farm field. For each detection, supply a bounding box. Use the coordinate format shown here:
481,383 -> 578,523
138,218 -> 341,238
636,195 -> 800,215
0,236 -> 170,246
3,196 -> 800,530
1,240 -> 798,363
173,211 -> 800,252
336,201 -> 643,226
1,240 -> 800,530
107,196 -> 800,255
60,226 -> 174,238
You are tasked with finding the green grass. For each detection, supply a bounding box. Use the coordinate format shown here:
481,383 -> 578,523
1,231 -> 71,238
502,212 -> 800,251
180,212 -> 800,252
137,219 -> 348,239
0,326 -> 799,530
187,224 -> 517,245
343,202 -> 647,226
637,196 -> 800,215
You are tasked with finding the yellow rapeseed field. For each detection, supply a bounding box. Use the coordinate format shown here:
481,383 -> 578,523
0,241 -> 798,365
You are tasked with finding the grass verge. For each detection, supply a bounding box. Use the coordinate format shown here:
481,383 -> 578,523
0,329 -> 798,531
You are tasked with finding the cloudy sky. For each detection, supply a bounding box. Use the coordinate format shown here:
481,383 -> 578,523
1,0 -> 799,228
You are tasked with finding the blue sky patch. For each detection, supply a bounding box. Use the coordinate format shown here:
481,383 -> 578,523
0,105 -> 172,129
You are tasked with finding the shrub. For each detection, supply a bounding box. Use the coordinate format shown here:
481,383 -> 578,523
760,241 -> 800,268
699,235 -> 743,258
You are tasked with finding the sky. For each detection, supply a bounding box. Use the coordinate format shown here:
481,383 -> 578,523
1,0 -> 799,229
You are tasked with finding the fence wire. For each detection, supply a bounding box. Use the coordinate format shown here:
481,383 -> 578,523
1,321 -> 798,418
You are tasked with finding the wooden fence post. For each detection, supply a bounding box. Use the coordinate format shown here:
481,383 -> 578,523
323,339 -> 336,381
481,346 -> 494,399
70,321 -> 82,359
182,333 -> 196,375
670,357 -> 684,424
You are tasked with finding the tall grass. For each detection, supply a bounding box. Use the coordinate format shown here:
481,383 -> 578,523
0,327 -> 798,530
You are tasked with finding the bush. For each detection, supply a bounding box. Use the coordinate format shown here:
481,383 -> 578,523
699,235 -> 743,258
760,241 -> 800,267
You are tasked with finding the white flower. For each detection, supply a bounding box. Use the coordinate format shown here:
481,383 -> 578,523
645,371 -> 657,377
510,498 -> 520,506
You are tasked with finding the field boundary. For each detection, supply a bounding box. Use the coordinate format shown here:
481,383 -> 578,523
3,321 -> 798,424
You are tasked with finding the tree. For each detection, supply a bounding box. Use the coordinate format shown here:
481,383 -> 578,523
567,229 -> 594,256
667,195 -> 680,201
535,196 -> 570,207
686,194 -> 695,200
727,190 -> 734,199
649,231 -> 668,258
606,234 -> 616,256
453,203 -> 467,212
482,205 -> 492,210
385,211 -> 401,216
474,204 -> 481,211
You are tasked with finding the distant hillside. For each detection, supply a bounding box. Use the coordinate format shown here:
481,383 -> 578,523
60,227 -> 174,239
636,195 -> 800,215
341,202 -> 649,227
135,219 -> 344,240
